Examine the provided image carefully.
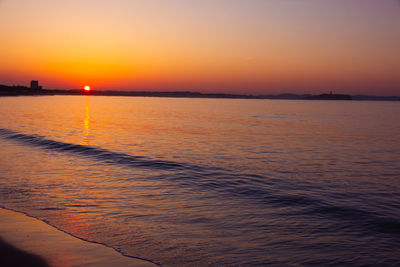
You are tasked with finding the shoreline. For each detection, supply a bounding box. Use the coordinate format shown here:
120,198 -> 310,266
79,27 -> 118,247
0,207 -> 157,267
2,84 -> 400,101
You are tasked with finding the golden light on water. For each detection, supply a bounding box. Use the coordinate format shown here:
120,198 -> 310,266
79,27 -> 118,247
84,101 -> 90,137
80,98 -> 91,146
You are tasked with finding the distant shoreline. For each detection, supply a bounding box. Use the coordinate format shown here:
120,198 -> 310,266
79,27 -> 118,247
1,84 -> 399,101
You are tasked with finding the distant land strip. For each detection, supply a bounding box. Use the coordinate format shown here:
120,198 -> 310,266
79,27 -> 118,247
1,84 -> 399,101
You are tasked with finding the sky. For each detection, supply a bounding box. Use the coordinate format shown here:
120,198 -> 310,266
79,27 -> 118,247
0,0 -> 399,95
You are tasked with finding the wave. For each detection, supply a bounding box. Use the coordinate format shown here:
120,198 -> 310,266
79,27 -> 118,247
303,204 -> 400,236
2,128 -> 399,239
0,128 -> 199,172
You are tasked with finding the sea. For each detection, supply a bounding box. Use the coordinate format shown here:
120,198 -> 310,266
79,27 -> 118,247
0,96 -> 399,266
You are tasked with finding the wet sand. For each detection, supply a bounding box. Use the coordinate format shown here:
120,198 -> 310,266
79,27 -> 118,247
0,208 -> 157,267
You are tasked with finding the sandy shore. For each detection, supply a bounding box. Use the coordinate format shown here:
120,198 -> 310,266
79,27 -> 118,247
0,208 -> 157,267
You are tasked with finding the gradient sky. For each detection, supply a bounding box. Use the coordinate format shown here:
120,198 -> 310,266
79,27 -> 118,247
1,0 -> 399,95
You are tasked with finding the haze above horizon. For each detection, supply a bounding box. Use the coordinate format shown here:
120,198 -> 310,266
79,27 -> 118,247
1,0 -> 399,96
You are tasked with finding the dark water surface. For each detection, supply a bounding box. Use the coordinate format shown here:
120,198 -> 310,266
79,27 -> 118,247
0,96 -> 399,266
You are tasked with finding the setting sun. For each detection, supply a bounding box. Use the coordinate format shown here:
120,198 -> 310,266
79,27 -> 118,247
84,85 -> 91,91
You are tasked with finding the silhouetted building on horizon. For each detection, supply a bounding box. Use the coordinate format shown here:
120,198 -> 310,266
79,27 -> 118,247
30,80 -> 42,90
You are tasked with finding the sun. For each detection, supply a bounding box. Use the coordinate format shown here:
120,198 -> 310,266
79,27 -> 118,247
84,85 -> 91,92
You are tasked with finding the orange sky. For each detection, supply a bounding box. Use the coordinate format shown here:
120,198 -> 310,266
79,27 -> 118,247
1,0 -> 399,95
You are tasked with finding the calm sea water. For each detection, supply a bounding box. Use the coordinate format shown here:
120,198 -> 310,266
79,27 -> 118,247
0,96 -> 399,266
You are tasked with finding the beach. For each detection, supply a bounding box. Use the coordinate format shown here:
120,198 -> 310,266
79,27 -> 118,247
0,96 -> 399,265
0,208 -> 156,267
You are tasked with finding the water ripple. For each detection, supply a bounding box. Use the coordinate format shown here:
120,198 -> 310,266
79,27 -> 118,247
0,128 -> 198,171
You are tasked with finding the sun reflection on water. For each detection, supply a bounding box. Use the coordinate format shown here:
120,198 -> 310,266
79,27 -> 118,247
82,97 -> 91,145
